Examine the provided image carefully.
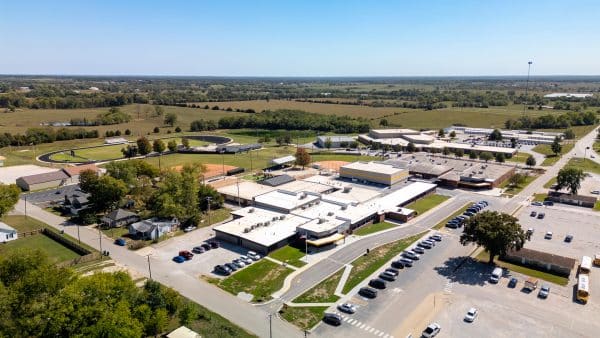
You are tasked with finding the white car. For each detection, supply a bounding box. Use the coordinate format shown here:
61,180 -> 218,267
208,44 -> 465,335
591,190 -> 600,195
239,255 -> 253,264
337,302 -> 357,314
247,251 -> 262,261
422,323 -> 441,338
464,307 -> 478,322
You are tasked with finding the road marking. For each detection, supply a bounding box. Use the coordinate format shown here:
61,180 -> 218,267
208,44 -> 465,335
444,280 -> 454,294
378,332 -> 384,337
364,325 -> 371,331
391,287 -> 403,293
349,319 -> 357,325
343,317 -> 349,322
383,334 -> 389,338
369,327 -> 375,333
360,323 -> 366,329
374,330 -> 380,335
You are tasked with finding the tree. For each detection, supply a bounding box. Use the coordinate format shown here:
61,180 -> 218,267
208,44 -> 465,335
479,151 -> 493,162
526,155 -> 536,167
460,211 -> 526,264
379,119 -> 388,126
153,139 -> 166,153
121,145 -> 138,158
175,126 -> 182,133
449,130 -> 456,138
198,184 -> 223,211
87,175 -> 128,213
508,172 -> 527,187
454,149 -> 464,158
556,167 -> 586,195
136,137 -> 152,155
406,142 -> 416,153
124,128 -> 131,135
283,133 -> 292,144
153,126 -> 160,133
469,151 -> 478,159
551,136 -> 562,156
488,128 -> 502,141
167,140 -> 177,152
295,148 -> 311,169
178,302 -> 197,326
324,137 -> 332,149
164,113 -> 177,127
438,128 -> 445,137
0,184 -> 20,218
181,138 -> 190,148
564,129 -> 575,140
442,147 -> 450,156
495,152 -> 505,163
275,136 -> 284,146
79,169 -> 99,192
154,105 -> 164,116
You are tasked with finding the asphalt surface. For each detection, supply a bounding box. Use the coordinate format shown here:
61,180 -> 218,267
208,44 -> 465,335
22,184 -> 81,204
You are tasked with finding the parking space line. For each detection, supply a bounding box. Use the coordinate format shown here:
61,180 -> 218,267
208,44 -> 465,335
359,323 -> 366,329
369,327 -> 375,333
378,332 -> 384,337
364,325 -> 371,331
383,334 -> 389,338
374,329 -> 380,335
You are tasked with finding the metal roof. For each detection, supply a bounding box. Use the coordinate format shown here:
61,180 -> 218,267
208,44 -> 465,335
261,174 -> 296,187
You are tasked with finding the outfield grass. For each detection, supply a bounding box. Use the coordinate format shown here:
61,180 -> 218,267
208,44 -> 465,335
219,259 -> 293,302
342,232 -> 427,294
1,215 -> 47,232
279,305 -> 328,331
354,221 -> 399,236
293,268 -> 343,303
475,251 -> 568,286
404,194 -> 450,215
0,234 -> 81,263
268,245 -> 307,268
433,203 -> 471,230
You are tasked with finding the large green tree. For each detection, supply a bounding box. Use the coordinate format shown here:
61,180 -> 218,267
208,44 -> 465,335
295,148 -> 311,169
526,154 -> 536,167
0,184 -> 20,218
556,167 -> 586,195
488,129 -> 502,141
137,137 -> 152,155
88,175 -> 128,213
153,139 -> 166,153
164,113 -> 178,127
460,211 -> 526,264
551,136 -> 562,156
149,164 -> 203,225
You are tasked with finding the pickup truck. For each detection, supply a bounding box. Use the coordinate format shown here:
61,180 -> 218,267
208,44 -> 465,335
524,278 -> 539,291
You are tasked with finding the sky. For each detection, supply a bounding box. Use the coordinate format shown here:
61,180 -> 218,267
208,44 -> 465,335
1,0 -> 599,76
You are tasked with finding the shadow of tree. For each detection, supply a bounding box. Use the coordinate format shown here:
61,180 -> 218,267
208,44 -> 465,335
434,256 -> 497,286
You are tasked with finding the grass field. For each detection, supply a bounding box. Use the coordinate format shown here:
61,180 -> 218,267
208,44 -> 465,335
218,259 -> 293,302
0,234 -> 81,263
534,143 -> 575,166
279,305 -> 328,331
532,193 -> 548,202
268,245 -> 307,268
342,232 -> 426,294
507,152 -> 532,164
565,157 -> 600,175
475,251 -> 568,286
354,221 -> 399,236
1,215 -> 47,232
433,203 -> 471,230
404,194 -> 450,215
500,174 -> 538,195
293,268 -> 343,303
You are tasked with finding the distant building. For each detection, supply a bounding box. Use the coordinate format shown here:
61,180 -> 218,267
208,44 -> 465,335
543,93 -> 593,98
129,218 -> 179,240
0,155 -> 5,167
104,137 -> 128,145
63,164 -> 101,185
269,155 -> 296,167
0,222 -> 18,242
16,170 -> 69,191
316,135 -> 356,148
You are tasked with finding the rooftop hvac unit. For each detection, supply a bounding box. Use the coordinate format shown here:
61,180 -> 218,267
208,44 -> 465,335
257,222 -> 263,226
327,211 -> 334,216
279,215 -> 285,220
318,218 -> 326,224
315,201 -> 320,205
343,186 -> 352,193
264,221 -> 270,225
243,227 -> 250,233
341,205 -> 348,210
299,193 -> 307,199
252,224 -> 257,229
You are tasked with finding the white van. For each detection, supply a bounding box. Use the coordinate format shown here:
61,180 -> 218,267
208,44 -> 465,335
490,267 -> 502,283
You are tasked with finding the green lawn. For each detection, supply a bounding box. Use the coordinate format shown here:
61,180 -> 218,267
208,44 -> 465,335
564,157 -> 600,175
1,215 -> 47,232
433,203 -> 471,230
532,193 -> 548,202
279,305 -> 328,331
354,221 -> 399,236
507,152 -> 532,164
534,143 -> 575,166
475,251 -> 568,286
342,232 -> 427,294
201,207 -> 231,227
595,201 -> 600,211
293,268 -> 343,303
268,245 -> 307,268
50,144 -> 125,162
0,234 -> 81,263
500,174 -> 538,195
404,194 -> 450,215
219,259 -> 293,302
543,177 -> 557,189
594,141 -> 600,153
100,226 -> 130,240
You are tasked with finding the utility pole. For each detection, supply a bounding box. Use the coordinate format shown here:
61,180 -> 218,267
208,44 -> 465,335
146,254 -> 153,279
98,226 -> 103,259
77,224 -> 81,243
24,194 -> 27,218
524,60 -> 533,113
268,314 -> 273,338
236,178 -> 241,207
206,196 -> 212,225
221,152 -> 225,176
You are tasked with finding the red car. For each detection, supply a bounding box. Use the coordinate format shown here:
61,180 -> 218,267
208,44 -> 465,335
178,250 -> 194,260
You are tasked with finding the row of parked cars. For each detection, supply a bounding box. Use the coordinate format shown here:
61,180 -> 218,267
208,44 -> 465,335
446,200 -> 489,229
172,241 -> 220,263
214,251 -> 262,276
323,234 -> 443,326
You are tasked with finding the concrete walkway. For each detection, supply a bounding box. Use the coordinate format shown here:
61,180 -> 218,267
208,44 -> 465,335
264,256 -> 299,271
334,264 -> 353,297
286,302 -> 336,307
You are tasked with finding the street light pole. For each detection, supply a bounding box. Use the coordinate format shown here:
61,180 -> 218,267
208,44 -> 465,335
24,194 -> 27,218
77,224 -> 81,243
524,60 -> 533,112
268,314 -> 273,338
98,226 -> 103,259
206,196 -> 212,225
236,178 -> 241,207
146,254 -> 153,279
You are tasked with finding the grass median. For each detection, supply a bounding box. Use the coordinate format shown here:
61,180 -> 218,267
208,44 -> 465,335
219,259 -> 293,303
433,203 -> 471,230
342,231 -> 427,294
475,251 -> 568,286
293,268 -> 343,303
354,221 -> 398,236
268,245 -> 307,268
405,194 -> 450,215
279,305 -> 328,331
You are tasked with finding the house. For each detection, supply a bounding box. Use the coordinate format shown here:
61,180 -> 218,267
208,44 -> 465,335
0,222 -> 18,242
101,209 -> 140,228
16,170 -> 69,191
167,326 -> 201,338
62,164 -> 101,185
502,247 -> 576,277
129,217 -> 179,240
64,193 -> 91,215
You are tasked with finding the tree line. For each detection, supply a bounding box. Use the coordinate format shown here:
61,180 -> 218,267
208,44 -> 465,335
504,111 -> 598,130
0,127 -> 99,148
0,91 -> 148,110
69,107 -> 132,126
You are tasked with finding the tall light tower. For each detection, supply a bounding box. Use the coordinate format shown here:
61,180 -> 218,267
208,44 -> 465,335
524,60 -> 533,112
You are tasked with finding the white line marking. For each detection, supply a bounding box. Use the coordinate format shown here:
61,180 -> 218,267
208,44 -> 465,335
364,325 -> 371,331
360,323 -> 366,329
378,332 -> 384,337
369,327 -> 375,333
343,317 -> 349,322
374,330 -> 380,335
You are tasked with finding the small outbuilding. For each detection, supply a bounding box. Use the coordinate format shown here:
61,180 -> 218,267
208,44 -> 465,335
129,217 -> 179,240
0,222 -> 18,242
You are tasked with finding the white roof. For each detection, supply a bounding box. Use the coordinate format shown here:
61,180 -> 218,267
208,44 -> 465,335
341,162 -> 406,175
217,181 -> 276,200
317,135 -> 355,142
327,186 -> 381,203
402,134 -> 435,143
371,128 -> 420,135
167,326 -> 201,338
276,180 -> 333,194
270,155 -> 296,165
378,182 -> 437,210
254,190 -> 320,211
297,217 -> 347,235
543,93 -> 593,98
428,141 -> 516,155
0,222 -> 16,233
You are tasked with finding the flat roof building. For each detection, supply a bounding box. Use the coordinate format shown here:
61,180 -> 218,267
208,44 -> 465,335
254,190 -> 320,213
16,170 -> 69,191
339,161 -> 409,186
316,135 -> 356,148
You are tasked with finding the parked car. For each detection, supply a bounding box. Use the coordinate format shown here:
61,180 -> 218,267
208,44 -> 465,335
565,235 -> 573,243
224,263 -> 238,272
232,259 -> 246,268
543,201 -> 554,206
209,241 -> 220,249
422,323 -> 441,338
323,313 -> 342,326
591,190 -> 600,195
537,213 -> 545,219
379,272 -> 396,282
464,308 -> 478,322
399,258 -> 413,267
544,231 -> 553,240
201,243 -> 211,251
391,260 -> 405,269
464,211 -> 475,217
446,222 -> 459,229
214,265 -> 231,276
114,238 -> 126,246
178,250 -> 193,260
358,287 -> 378,298
531,201 -> 543,206
412,247 -> 425,254
173,256 -> 185,263
247,251 -> 262,260
403,251 -> 420,260
423,239 -> 436,247
429,235 -> 443,242
508,277 -> 518,288
368,278 -> 387,289
337,303 -> 357,314
385,267 -> 400,276
183,226 -> 197,232
530,211 -> 537,217
418,241 -> 433,249
239,255 -> 253,264
527,228 -> 535,235
192,246 -> 205,254
538,284 -> 550,298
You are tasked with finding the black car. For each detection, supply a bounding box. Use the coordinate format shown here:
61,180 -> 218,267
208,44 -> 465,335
564,235 -> 573,243
391,260 -> 405,269
359,287 -> 378,299
543,201 -> 554,206
379,272 -> 396,282
214,265 -> 231,276
209,241 -> 220,249
537,213 -> 545,219
224,263 -> 238,271
323,313 -> 342,326
399,258 -> 414,267
385,267 -> 400,276
192,246 -> 205,254
369,278 -> 387,289
201,243 -> 211,251
508,277 -> 518,288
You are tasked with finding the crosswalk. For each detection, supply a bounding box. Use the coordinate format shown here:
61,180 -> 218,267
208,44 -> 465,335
332,312 -> 395,338
444,280 -> 454,294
